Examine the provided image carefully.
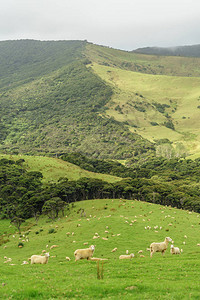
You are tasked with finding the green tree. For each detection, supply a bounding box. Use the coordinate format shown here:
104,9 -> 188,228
42,197 -> 66,220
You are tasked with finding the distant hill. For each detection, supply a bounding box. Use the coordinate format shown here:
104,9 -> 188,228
133,44 -> 200,57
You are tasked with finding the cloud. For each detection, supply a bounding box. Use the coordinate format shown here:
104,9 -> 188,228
0,0 -> 200,50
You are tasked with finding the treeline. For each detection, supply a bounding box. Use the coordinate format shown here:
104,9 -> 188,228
1,158 -> 200,226
60,152 -> 200,180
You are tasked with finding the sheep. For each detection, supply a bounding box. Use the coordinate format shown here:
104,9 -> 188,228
65,256 -> 71,261
90,257 -> 108,261
21,261 -> 29,265
111,247 -> 117,252
170,245 -> 180,255
31,252 -> 50,264
50,245 -> 58,250
119,253 -> 134,259
150,237 -> 172,257
74,245 -> 95,262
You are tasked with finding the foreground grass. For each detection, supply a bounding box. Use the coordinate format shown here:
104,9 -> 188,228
1,199 -> 200,299
0,154 -> 120,184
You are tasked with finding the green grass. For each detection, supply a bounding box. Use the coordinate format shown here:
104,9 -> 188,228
1,199 -> 200,299
0,154 -> 120,184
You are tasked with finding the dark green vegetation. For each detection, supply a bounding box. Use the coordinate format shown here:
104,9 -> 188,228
1,199 -> 200,299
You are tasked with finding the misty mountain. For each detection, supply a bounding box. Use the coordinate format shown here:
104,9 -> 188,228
133,44 -> 200,57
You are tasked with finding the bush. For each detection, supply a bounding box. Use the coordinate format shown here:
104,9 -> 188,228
48,228 -> 55,234
18,242 -> 24,248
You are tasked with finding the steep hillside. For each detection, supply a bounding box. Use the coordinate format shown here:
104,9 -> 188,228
133,44 -> 200,57
0,40 -> 154,164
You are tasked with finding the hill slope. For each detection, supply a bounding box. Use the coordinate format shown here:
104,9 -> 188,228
0,154 -> 121,184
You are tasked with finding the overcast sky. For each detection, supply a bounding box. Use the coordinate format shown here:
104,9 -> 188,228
1,0 -> 200,50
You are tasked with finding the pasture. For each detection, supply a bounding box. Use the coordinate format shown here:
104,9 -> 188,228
0,154 -> 120,184
91,63 -> 200,156
1,199 -> 200,299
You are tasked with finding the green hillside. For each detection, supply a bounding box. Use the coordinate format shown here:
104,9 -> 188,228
1,40 -> 200,163
86,43 -> 200,77
90,63 -> 200,156
1,199 -> 200,299
0,40 -> 154,164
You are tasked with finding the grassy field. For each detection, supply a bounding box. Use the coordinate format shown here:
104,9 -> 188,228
0,154 -> 120,184
90,63 -> 200,156
1,199 -> 200,299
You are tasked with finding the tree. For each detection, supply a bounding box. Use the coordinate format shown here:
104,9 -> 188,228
42,197 -> 66,220
11,217 -> 25,233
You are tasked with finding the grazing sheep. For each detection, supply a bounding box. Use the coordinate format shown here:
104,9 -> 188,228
21,261 -> 29,265
111,247 -> 117,252
74,245 -> 95,262
90,257 -> 108,261
65,257 -> 71,261
170,245 -> 180,255
119,253 -> 134,259
150,237 -> 172,257
50,245 -> 58,250
31,252 -> 50,264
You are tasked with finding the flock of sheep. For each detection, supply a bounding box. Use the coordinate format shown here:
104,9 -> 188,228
29,236 -> 182,265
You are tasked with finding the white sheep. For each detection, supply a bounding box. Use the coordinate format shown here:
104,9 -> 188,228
31,252 -> 50,264
150,237 -> 172,257
111,247 -> 117,252
65,256 -> 71,261
170,245 -> 180,255
50,245 -> 58,250
119,253 -> 134,259
90,257 -> 108,261
74,245 -> 95,261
